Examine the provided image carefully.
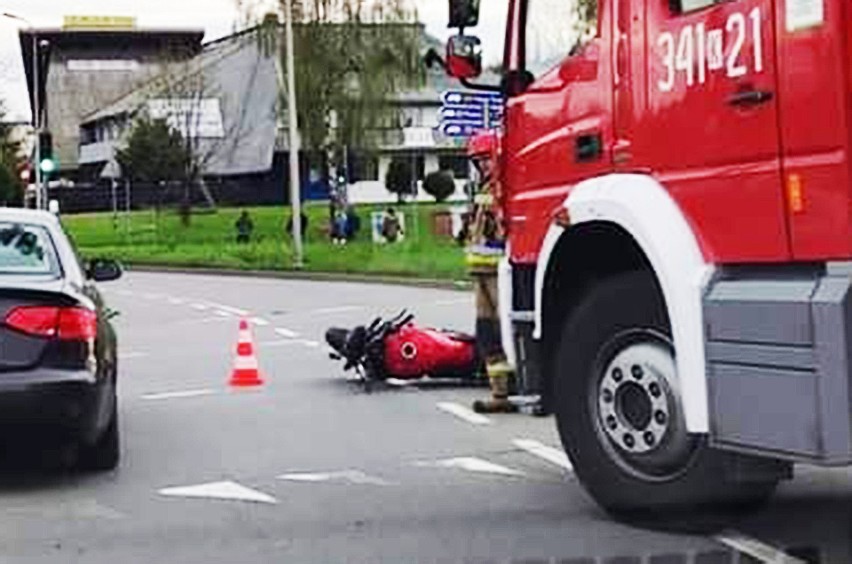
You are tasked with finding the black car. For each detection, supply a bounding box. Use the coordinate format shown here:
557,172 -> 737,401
0,209 -> 121,471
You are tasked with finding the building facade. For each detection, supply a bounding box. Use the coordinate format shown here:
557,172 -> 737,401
49,23 -> 496,205
20,25 -> 203,175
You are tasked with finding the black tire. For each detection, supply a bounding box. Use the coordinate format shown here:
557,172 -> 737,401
552,270 -> 777,518
79,400 -> 120,472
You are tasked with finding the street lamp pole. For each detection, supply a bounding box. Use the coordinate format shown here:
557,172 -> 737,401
2,13 -> 40,209
283,0 -> 304,269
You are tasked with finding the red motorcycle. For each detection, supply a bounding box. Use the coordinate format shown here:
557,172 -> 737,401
325,311 -> 485,391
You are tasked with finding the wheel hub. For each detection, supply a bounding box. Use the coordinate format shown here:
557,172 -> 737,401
597,341 -> 676,456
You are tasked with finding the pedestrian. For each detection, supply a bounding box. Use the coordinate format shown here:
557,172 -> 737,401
344,205 -> 361,241
332,208 -> 349,245
381,207 -> 403,243
465,131 -> 515,414
235,210 -> 254,244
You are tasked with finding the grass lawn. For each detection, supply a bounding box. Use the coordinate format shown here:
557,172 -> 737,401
62,203 -> 468,281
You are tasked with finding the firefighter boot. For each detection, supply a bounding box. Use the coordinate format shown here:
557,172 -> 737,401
472,360 -> 517,414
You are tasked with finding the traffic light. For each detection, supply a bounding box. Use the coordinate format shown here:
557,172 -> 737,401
37,131 -> 57,175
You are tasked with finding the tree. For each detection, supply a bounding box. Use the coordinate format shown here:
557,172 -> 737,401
0,102 -> 22,206
252,0 -> 425,182
385,157 -> 412,202
116,118 -> 191,184
423,170 -> 456,203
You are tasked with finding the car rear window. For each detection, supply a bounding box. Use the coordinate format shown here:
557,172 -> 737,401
0,223 -> 60,276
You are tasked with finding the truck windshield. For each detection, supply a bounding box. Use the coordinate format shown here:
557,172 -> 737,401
525,0 -> 599,76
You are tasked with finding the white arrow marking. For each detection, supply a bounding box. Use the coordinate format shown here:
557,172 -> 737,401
513,439 -> 573,471
415,457 -> 524,477
278,470 -> 390,486
158,481 -> 277,504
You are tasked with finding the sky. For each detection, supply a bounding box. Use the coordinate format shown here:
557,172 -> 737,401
0,0 -> 506,122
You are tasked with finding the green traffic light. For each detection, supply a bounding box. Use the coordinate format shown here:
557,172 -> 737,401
39,159 -> 57,174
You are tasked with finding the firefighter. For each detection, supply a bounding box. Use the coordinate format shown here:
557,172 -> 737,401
466,130 -> 515,414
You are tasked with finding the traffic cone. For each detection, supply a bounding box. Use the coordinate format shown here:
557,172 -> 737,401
230,319 -> 263,387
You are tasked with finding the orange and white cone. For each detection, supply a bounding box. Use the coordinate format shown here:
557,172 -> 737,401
229,319 -> 263,387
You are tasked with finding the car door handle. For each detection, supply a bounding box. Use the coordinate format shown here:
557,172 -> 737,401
575,133 -> 603,163
727,89 -> 774,108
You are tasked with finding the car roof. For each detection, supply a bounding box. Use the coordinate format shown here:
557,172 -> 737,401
0,208 -> 61,229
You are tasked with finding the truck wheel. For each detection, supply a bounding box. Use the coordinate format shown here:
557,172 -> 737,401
553,270 -> 777,516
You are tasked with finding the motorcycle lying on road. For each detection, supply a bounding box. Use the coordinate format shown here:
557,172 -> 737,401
325,311 -> 486,391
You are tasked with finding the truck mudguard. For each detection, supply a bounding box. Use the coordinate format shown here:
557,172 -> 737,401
534,174 -> 714,433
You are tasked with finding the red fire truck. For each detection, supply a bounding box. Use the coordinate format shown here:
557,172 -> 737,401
439,0 -> 852,516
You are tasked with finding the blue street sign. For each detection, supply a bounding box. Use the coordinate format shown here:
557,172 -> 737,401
439,91 -> 505,137
437,122 -> 482,138
440,107 -> 503,121
441,90 -> 502,106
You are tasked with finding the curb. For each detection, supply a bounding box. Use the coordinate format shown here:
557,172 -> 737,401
126,264 -> 473,291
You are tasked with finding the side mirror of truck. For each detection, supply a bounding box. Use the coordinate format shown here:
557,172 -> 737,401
445,35 -> 483,80
448,0 -> 480,29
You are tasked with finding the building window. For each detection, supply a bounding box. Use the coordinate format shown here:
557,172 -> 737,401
348,153 -> 379,182
438,155 -> 469,179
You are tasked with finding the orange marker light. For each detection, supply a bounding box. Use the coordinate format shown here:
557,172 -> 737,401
787,174 -> 804,214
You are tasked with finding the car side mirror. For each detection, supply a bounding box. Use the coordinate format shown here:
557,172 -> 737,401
446,35 -> 483,80
87,259 -> 123,283
448,0 -> 480,28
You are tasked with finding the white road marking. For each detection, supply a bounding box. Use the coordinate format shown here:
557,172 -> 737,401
274,328 -> 299,339
207,303 -> 250,316
278,470 -> 390,486
433,298 -> 471,306
141,389 -> 216,401
215,310 -> 232,317
300,340 -> 321,348
191,303 -> 209,311
158,481 -> 277,504
311,305 -> 364,315
250,317 -> 270,327
715,531 -> 806,563
415,457 -> 524,477
513,439 -> 573,472
120,352 -> 149,360
258,339 -> 305,348
167,297 -> 185,305
437,402 -> 492,425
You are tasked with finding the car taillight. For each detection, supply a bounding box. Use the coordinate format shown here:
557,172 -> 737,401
57,308 -> 98,341
5,306 -> 97,341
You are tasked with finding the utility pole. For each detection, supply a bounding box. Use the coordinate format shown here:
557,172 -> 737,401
283,0 -> 304,268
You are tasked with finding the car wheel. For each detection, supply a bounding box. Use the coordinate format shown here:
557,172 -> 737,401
79,398 -> 120,472
552,270 -> 778,517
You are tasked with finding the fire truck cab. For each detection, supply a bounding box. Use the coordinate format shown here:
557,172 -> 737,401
443,0 -> 852,515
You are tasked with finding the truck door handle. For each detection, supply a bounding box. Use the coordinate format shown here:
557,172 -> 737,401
727,89 -> 774,108
575,133 -> 603,162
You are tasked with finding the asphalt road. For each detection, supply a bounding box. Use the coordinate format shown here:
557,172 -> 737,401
0,271 -> 849,563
